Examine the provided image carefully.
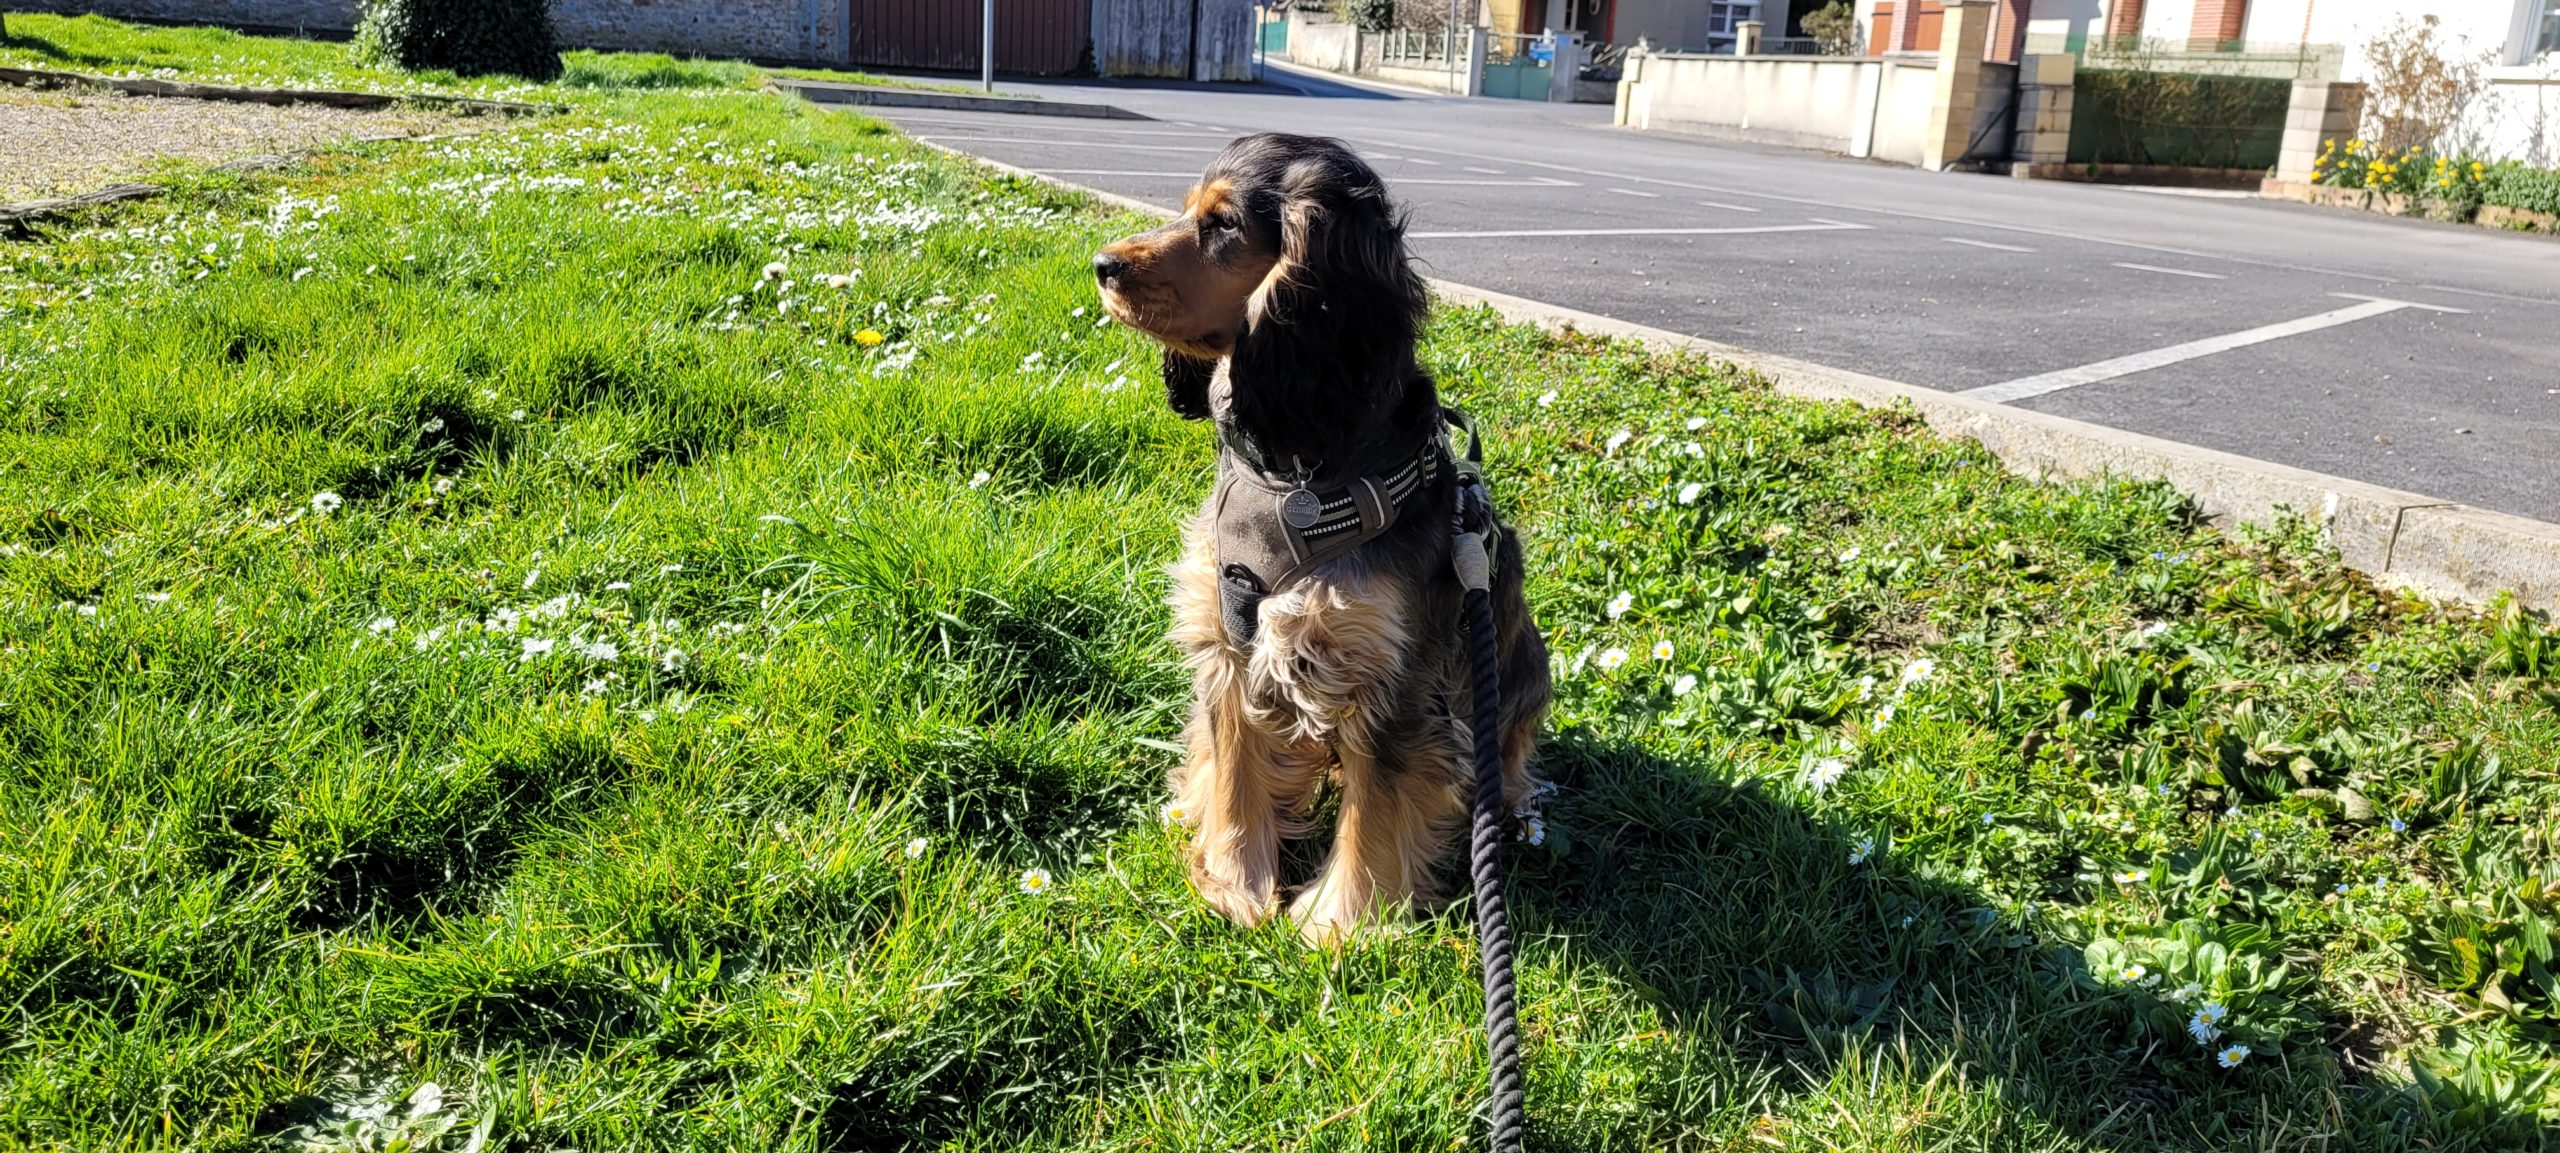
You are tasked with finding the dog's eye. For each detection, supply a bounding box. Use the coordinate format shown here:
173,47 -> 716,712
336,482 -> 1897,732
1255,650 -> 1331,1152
1211,215 -> 1241,234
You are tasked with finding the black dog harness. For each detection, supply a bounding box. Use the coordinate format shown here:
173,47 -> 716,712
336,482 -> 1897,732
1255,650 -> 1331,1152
1211,420 -> 1444,645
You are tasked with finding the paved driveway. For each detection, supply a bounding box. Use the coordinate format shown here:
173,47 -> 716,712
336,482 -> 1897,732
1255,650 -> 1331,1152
861,68 -> 2560,523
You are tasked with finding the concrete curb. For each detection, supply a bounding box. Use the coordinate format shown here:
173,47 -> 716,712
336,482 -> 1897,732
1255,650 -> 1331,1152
933,147 -> 2560,615
770,77 -> 1145,119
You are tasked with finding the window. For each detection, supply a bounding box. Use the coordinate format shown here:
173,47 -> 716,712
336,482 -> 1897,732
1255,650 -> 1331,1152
1708,0 -> 1759,36
2541,0 -> 2560,57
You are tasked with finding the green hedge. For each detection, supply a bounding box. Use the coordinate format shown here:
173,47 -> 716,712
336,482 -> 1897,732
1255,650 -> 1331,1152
2068,68 -> 2289,170
357,0 -> 563,80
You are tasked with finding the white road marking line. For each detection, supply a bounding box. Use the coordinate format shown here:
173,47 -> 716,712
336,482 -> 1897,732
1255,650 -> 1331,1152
1697,200 -> 1761,212
1944,236 -> 2035,252
2330,291 -> 2469,314
1331,131 -> 2560,303
1398,176 -> 1582,186
913,134 -> 1219,153
2113,261 -> 2226,280
1961,298 -> 2419,404
1607,187 -> 1661,198
1036,169 -> 1577,188
1404,157 -> 1441,165
889,118 -> 1234,137
1463,165 -> 1507,174
1411,220 -> 1871,239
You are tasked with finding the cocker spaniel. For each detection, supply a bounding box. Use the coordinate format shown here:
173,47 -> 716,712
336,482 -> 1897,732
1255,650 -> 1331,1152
1093,133 -> 1551,945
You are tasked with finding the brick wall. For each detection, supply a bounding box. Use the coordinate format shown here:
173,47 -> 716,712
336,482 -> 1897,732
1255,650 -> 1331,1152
2184,0 -> 2245,51
16,0 -> 850,65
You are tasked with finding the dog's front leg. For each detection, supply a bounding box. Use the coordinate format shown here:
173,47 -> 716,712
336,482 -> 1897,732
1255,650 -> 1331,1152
1170,667 -> 1302,927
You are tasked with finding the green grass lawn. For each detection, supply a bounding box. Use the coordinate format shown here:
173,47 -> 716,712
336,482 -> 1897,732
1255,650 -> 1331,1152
6,18 -> 2560,1153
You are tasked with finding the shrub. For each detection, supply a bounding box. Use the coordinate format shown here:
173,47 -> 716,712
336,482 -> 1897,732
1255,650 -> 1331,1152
1803,1 -> 1859,56
2362,14 -> 2490,154
2485,160 -> 2560,218
357,0 -> 564,81
1338,0 -> 1395,33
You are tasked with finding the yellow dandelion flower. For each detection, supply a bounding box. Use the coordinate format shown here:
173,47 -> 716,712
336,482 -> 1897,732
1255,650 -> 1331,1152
854,328 -> 886,347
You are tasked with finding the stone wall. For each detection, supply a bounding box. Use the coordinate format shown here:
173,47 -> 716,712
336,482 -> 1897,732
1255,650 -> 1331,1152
17,0 -> 850,65
19,0 -> 361,34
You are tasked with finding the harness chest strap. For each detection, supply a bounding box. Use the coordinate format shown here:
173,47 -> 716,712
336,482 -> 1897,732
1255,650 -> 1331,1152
1212,435 -> 1441,645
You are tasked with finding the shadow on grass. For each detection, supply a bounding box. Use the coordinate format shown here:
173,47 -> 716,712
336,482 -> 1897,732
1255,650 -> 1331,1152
3,34 -> 128,70
1509,730 -> 2556,1151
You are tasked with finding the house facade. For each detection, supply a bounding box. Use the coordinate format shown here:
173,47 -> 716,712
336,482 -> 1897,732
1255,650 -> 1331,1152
1988,0 -> 2558,161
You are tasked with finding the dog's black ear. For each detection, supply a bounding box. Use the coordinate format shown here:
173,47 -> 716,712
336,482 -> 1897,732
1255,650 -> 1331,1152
1225,156 -> 1428,461
1162,348 -> 1215,420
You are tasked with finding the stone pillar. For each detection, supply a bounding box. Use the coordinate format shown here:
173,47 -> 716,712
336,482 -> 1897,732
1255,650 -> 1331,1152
1466,24 -> 1491,97
1549,30 -> 1581,101
1922,0 -> 1995,171
2009,52 -> 2075,175
2276,80 -> 2364,183
1614,38 -> 1648,125
1736,19 -> 1764,55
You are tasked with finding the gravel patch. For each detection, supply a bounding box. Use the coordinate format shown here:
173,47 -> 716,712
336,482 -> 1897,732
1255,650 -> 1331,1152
1,87 -> 458,203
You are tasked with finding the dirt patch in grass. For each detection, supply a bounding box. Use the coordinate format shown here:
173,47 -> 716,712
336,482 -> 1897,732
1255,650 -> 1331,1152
0,87 -> 457,202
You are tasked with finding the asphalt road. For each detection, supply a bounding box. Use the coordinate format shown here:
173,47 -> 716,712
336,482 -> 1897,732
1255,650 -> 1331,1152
859,67 -> 2560,523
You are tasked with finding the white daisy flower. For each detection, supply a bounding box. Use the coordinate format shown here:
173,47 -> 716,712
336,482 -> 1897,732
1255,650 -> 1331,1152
1684,416 -> 1707,431
369,617 -> 397,634
1874,703 -> 1897,729
1848,836 -> 1875,865
1682,441 -> 1703,458
142,592 -> 172,605
1838,547 -> 1861,564
1652,640 -> 1675,662
2112,869 -> 2144,885
486,607 -> 522,633
1605,590 -> 1634,619
1603,429 -> 1633,454
605,581 -> 631,591
1019,867 -> 1053,895
310,491 -> 344,514
2187,1016 -> 2221,1045
1676,482 -> 1703,505
519,637 -> 555,661
1899,658 -> 1936,687
1806,757 -> 1848,792
1536,389 -> 1558,406
1672,674 -> 1698,696
2196,1002 -> 2228,1024
969,470 -> 991,489
2118,963 -> 2148,983
661,649 -> 687,672
1160,802 -> 1189,825
2171,982 -> 2202,1003
432,477 -> 454,495
1522,816 -> 1547,846
904,837 -> 929,859
762,260 -> 787,280
1595,647 -> 1630,671
581,677 -> 610,696
2217,1044 -> 2250,1068
579,640 -> 619,662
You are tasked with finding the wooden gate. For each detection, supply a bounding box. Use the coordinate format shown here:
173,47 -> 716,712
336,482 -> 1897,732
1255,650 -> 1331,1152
851,0 -> 1094,75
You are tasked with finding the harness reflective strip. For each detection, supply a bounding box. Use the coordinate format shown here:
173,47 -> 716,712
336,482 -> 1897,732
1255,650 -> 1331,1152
1290,453 -> 1434,538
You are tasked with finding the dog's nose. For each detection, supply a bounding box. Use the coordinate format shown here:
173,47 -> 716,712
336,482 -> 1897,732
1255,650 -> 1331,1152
1093,251 -> 1130,283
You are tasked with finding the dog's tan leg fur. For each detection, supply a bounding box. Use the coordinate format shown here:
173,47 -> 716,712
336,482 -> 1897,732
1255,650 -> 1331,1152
1167,514 -> 1324,927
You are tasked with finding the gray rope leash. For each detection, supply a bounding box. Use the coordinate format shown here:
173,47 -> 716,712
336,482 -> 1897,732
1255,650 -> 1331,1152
1452,474 -> 1527,1153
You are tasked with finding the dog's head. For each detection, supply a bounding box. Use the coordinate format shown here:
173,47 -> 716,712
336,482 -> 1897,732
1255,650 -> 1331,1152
1094,133 -> 1426,432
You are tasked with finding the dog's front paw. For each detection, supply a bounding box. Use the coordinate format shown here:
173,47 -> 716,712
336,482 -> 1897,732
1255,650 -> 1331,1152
1287,869 -> 1383,948
1189,849 -> 1278,928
